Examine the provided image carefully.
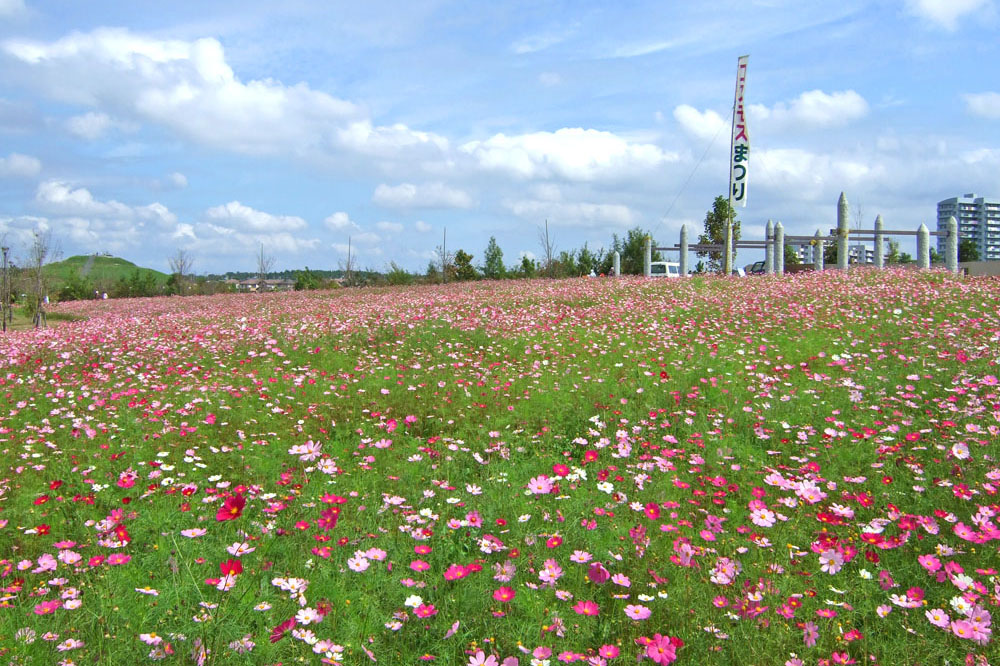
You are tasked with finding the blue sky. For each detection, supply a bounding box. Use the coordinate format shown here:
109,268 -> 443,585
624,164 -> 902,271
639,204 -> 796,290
1,0 -> 998,274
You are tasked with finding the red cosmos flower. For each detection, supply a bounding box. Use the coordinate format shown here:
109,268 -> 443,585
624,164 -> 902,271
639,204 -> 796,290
644,503 -> 661,520
216,493 -> 246,522
546,536 -> 562,549
493,586 -> 516,602
220,559 -> 243,576
36,524 -> 50,535
49,480 -> 63,490
316,506 -> 341,531
269,617 -> 296,643
34,495 -> 49,505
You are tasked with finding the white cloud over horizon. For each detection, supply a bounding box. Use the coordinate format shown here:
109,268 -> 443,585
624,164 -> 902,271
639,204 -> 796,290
373,182 -> 474,209
0,152 -> 41,178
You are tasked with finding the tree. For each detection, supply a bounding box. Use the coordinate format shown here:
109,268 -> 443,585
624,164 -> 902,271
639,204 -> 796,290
929,248 -> 943,265
454,249 -> 477,281
620,227 -> 661,275
256,243 -> 275,290
435,244 -> 455,283
168,249 -> 193,295
886,240 -> 902,265
340,237 -> 357,286
577,243 -> 597,276
25,231 -> 56,327
483,237 -> 505,280
538,220 -> 556,277
58,270 -> 95,301
784,244 -> 801,266
959,238 -> 980,262
518,255 -> 537,278
385,262 -> 414,286
294,266 -> 321,291
698,196 -> 740,272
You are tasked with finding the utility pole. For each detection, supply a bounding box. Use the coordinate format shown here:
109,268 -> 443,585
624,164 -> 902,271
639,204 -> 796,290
1,246 -> 9,332
442,227 -> 447,284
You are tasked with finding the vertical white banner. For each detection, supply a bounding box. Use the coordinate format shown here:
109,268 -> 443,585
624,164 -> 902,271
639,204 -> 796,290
730,55 -> 749,207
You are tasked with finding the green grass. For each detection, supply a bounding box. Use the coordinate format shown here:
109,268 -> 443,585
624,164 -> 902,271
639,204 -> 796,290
1,271 -> 998,665
42,254 -> 169,293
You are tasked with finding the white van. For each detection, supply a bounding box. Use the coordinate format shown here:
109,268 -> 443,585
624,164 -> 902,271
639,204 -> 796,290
649,261 -> 683,278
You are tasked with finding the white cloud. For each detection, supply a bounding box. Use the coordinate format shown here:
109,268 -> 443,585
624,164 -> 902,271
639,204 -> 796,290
963,92 -> 1000,120
66,111 -> 113,140
414,220 -> 432,233
168,172 -> 188,188
0,0 -> 25,17
750,90 -> 869,129
538,72 -> 562,87
673,105 -> 727,141
353,231 -> 381,244
35,180 -> 175,226
0,152 -> 41,177
905,0 -> 990,30
504,198 -> 636,229
373,182 -> 474,209
511,28 -> 573,55
375,221 -> 403,233
753,148 -> 879,201
205,201 -> 307,232
324,211 -> 360,232
2,28 -> 446,163
461,128 -> 676,181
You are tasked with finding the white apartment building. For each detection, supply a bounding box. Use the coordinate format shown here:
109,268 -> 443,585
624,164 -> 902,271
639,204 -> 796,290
937,194 -> 1000,261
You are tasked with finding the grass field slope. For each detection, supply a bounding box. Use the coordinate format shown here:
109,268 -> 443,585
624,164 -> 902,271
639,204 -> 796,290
42,254 -> 169,293
0,268 -> 998,665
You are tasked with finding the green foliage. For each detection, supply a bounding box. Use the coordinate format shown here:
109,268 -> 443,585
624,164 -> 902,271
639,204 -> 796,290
483,237 -> 505,280
58,270 -> 95,301
385,262 -> 414,286
518,255 -> 537,278
44,255 -> 169,295
959,238 -> 980,262
577,243 -> 598,277
454,249 -> 477,281
112,269 -> 160,298
698,195 -> 740,271
294,266 -> 322,291
783,244 -> 801,266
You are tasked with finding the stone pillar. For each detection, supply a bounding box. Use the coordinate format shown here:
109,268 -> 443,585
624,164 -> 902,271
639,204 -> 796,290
917,223 -> 930,269
613,251 -> 621,277
643,236 -> 651,277
837,192 -> 849,271
679,225 -> 689,277
874,214 -> 884,269
764,219 -> 774,275
946,216 -> 958,274
775,222 -> 785,276
814,230 -> 824,271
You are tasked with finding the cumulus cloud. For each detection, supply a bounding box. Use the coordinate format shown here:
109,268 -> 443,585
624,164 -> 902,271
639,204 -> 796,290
0,152 -> 41,177
750,90 -> 869,129
66,111 -> 114,140
2,28 -> 446,162
673,105 -> 727,141
375,221 -> 404,233
35,180 -> 175,225
414,220 -> 432,233
964,92 -> 1000,120
905,0 -> 990,30
205,201 -> 307,232
461,128 -> 676,181
753,148 -> 879,202
504,198 -> 636,229
168,172 -> 188,188
373,182 -> 474,209
324,211 -> 360,232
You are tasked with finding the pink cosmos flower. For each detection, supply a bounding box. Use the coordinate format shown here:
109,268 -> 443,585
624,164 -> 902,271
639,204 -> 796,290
414,604 -> 438,618
925,608 -> 950,628
624,604 -> 651,620
493,587 -> 516,602
411,560 -> 431,572
599,645 -> 619,659
468,651 -> 498,666
645,634 -> 676,665
527,476 -> 553,495
34,599 -> 62,615
572,600 -> 599,616
107,553 -> 131,566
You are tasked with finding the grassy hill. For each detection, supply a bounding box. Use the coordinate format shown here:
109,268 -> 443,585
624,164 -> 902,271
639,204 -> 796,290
43,255 -> 169,296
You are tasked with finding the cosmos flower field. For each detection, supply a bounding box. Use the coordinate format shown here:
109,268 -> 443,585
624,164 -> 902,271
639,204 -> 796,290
2,269 -> 998,666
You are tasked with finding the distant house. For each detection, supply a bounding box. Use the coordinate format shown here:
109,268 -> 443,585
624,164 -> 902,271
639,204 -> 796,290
236,278 -> 295,292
